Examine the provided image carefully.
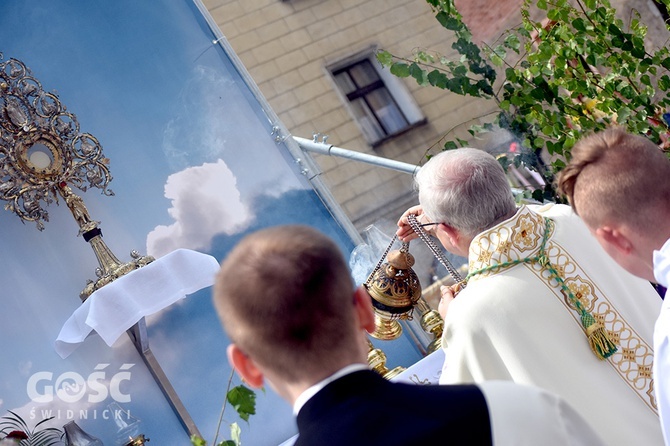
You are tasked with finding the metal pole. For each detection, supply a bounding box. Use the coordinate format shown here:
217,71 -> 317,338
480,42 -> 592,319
293,136 -> 421,175
127,319 -> 202,439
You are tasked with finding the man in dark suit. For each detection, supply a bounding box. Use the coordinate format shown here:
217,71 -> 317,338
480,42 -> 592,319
213,225 -> 605,445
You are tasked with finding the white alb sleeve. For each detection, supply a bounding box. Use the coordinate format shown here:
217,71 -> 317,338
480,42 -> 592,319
478,381 -> 607,446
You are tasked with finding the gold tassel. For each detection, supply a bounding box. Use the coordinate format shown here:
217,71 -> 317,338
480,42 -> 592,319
582,313 -> 618,360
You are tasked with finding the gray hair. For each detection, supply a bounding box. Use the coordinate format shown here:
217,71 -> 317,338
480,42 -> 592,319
416,148 -> 516,237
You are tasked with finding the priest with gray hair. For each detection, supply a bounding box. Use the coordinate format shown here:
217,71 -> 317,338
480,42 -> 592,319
397,147 -> 663,446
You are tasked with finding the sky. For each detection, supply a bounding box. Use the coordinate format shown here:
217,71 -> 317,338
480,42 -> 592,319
0,1 -> 422,444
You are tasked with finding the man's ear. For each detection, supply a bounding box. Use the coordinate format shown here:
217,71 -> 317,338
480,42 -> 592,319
227,344 -> 264,388
595,226 -> 633,254
437,223 -> 469,256
354,286 -> 376,334
439,223 -> 459,245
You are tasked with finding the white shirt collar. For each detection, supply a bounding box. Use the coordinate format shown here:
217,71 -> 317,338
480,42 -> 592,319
653,238 -> 670,287
292,363 -> 369,415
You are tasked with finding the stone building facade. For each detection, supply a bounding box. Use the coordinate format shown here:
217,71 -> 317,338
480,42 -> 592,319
201,0 -> 669,232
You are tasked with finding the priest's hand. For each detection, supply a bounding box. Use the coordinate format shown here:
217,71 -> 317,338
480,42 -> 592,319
396,205 -> 437,242
438,285 -> 456,319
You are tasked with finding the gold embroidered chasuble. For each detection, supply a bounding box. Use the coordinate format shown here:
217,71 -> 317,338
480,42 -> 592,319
439,204 -> 663,446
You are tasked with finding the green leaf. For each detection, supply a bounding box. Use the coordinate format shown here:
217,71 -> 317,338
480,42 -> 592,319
639,57 -> 653,71
611,36 -> 624,48
616,106 -> 632,123
547,8 -> 560,21
191,435 -> 207,446
446,77 -> 464,94
435,11 -> 448,28
608,23 -> 623,36
631,45 -> 645,59
427,70 -> 448,88
453,64 -> 468,76
453,37 -> 484,61
490,53 -> 503,66
443,140 -> 458,150
546,140 -> 556,155
435,12 -> 462,31
227,385 -> 257,422
572,18 -> 587,32
659,75 -> 670,91
409,62 -> 427,84
476,79 -> 494,96
376,50 -> 393,67
390,62 -> 410,77
504,34 -> 521,52
497,155 -> 510,172
530,86 -> 547,100
416,50 -> 435,63
381,0 -> 670,200
505,67 -> 518,82
640,74 -> 651,86
532,188 -> 545,202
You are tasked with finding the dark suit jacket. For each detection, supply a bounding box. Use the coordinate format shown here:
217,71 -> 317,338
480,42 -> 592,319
295,370 -> 492,445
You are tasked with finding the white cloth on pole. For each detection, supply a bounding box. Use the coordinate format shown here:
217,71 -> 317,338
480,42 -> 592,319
55,248 -> 219,358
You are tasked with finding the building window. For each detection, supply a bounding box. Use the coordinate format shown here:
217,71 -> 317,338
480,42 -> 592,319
652,0 -> 670,22
328,52 -> 425,146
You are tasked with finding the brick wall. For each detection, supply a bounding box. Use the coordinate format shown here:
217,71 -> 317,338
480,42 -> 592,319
203,0 -> 497,230
456,0 -> 669,47
202,0 -> 668,232
455,0 -> 525,43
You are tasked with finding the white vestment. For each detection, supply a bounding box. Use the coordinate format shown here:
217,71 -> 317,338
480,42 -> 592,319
479,381 -> 606,446
440,204 -> 663,446
394,352 -> 607,445
654,238 -> 670,445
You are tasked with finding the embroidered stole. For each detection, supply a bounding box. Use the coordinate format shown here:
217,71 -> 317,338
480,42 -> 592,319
467,206 -> 656,413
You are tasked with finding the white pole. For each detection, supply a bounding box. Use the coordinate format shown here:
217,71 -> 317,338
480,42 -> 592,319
293,136 -> 421,175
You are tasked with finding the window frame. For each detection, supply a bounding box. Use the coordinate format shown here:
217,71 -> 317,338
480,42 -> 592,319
326,47 -> 426,147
